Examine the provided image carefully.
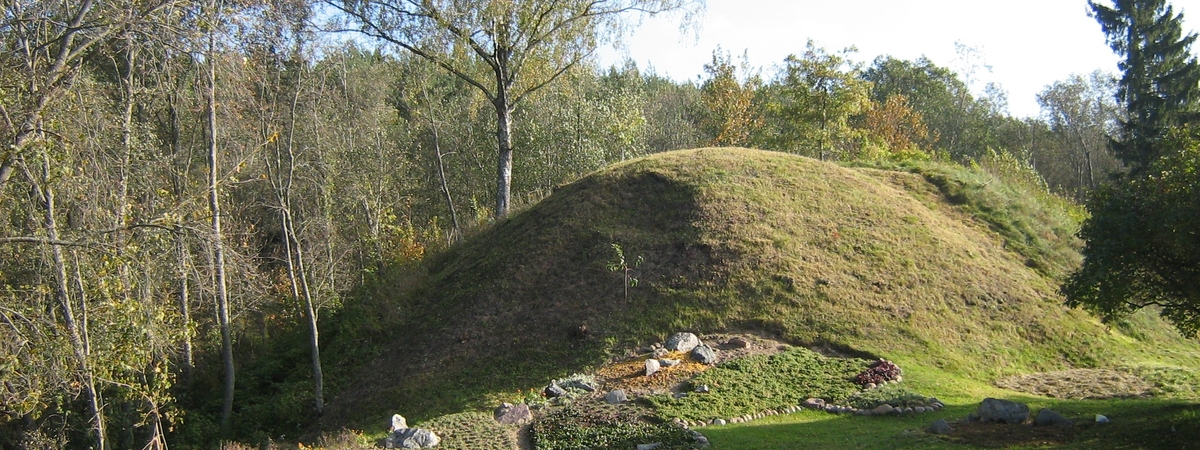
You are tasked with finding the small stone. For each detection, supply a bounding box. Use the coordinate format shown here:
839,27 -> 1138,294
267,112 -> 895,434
928,419 -> 952,435
712,418 -> 726,426
1095,414 -> 1110,424
866,382 -> 877,390
903,407 -> 914,414
695,384 -> 710,393
665,332 -> 701,353
730,417 -> 742,424
802,398 -> 825,409
895,375 -> 903,383
646,358 -> 661,376
605,389 -> 628,404
727,337 -> 750,348
637,443 -> 662,450
652,348 -> 670,358
914,406 -> 927,413
872,404 -> 895,415
660,358 -> 682,367
1034,409 -> 1074,427
544,383 -> 566,398
691,344 -> 718,365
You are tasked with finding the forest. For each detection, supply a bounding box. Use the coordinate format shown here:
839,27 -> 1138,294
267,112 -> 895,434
0,0 -> 1179,449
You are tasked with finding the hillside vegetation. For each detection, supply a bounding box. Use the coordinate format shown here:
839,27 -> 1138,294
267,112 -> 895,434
304,148 -> 1198,437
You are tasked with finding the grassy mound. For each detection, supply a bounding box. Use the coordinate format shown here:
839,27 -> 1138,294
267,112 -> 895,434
315,148 -> 1199,433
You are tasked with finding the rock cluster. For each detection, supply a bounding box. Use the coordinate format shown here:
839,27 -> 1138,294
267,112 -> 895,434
384,414 -> 440,449
669,396 -> 947,429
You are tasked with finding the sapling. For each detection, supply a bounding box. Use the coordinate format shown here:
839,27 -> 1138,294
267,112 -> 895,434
606,243 -> 643,302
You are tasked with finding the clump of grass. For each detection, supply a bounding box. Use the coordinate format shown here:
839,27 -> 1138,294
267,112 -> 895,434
531,405 -> 699,450
846,384 -> 932,410
418,411 -> 519,450
648,347 -> 868,421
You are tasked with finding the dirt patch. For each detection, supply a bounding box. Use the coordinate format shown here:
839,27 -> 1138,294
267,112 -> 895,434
994,369 -> 1153,399
942,420 -> 1078,448
597,332 -> 792,397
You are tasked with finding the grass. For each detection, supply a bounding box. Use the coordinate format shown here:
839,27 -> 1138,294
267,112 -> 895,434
245,147 -> 1200,449
647,347 -> 869,421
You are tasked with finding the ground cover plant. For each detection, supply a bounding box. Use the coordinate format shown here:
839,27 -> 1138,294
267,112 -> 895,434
648,347 -> 868,421
531,404 -> 698,450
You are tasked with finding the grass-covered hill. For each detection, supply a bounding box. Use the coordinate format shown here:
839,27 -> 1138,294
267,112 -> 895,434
305,147 -> 1198,436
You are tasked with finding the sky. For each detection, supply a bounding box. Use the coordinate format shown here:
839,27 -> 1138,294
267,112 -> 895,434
597,0 -> 1200,118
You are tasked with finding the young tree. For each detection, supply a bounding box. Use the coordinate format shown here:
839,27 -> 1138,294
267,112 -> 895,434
698,48 -> 762,147
764,40 -> 871,160
328,0 -> 698,217
1090,0 -> 1200,172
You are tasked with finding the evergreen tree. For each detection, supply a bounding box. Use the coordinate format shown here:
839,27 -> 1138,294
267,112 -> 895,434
1091,0 -> 1200,172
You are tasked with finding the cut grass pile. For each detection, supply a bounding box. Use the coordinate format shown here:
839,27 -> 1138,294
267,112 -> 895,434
648,347 -> 868,421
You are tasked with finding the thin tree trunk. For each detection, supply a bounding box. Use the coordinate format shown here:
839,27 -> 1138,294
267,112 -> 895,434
27,159 -> 106,449
422,87 -> 461,239
175,236 -> 194,388
204,5 -> 236,433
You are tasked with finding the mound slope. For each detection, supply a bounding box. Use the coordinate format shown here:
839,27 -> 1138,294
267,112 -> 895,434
319,148 -> 1167,429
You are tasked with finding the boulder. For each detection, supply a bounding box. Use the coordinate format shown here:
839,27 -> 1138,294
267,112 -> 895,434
976,398 -> 1030,424
871,404 -> 895,415
544,382 -> 566,398
691,344 -> 718,365
605,389 -> 628,404
1034,408 -> 1073,427
390,414 -> 408,431
384,428 -> 440,449
645,358 -> 661,376
665,332 -> 701,353
801,398 -> 825,409
927,419 -> 952,435
494,403 -> 532,425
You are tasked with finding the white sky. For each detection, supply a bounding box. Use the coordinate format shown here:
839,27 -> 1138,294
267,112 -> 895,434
598,0 -> 1200,118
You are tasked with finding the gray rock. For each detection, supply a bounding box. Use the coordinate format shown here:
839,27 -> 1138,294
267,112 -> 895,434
673,392 -> 689,399
871,404 -> 895,415
636,443 -> 662,450
727,337 -> 750,348
712,418 -> 726,425
1034,408 -> 1073,427
977,398 -> 1030,424
385,428 -> 440,449
645,358 -> 661,376
561,379 -> 597,392
605,389 -> 628,404
665,332 -> 701,353
928,419 -> 952,435
544,383 -> 566,398
494,402 -> 532,425
903,407 -> 914,414
660,358 -> 682,367
914,406 -> 927,413
652,348 -> 670,358
691,344 -> 718,365
1095,414 -> 1110,424
694,384 -> 710,393
390,414 -> 408,431
802,398 -> 825,409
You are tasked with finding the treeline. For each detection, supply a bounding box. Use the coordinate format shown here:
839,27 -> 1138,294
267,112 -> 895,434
0,1 -> 1124,448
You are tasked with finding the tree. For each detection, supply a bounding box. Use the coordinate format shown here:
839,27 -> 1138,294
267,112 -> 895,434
861,94 -> 931,158
1063,130 -> 1200,337
698,48 -> 762,147
764,40 -> 871,160
329,0 -> 698,218
1090,0 -> 1200,173
1037,72 -> 1123,196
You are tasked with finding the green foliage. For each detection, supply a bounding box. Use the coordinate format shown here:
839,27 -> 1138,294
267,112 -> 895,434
1091,0 -> 1200,173
531,405 -> 699,450
1064,138 -> 1200,336
648,348 -> 868,421
417,412 -> 519,450
845,385 -> 931,410
762,40 -> 872,159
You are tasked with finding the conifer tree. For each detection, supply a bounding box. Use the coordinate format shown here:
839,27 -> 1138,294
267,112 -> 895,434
1090,0 -> 1200,172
